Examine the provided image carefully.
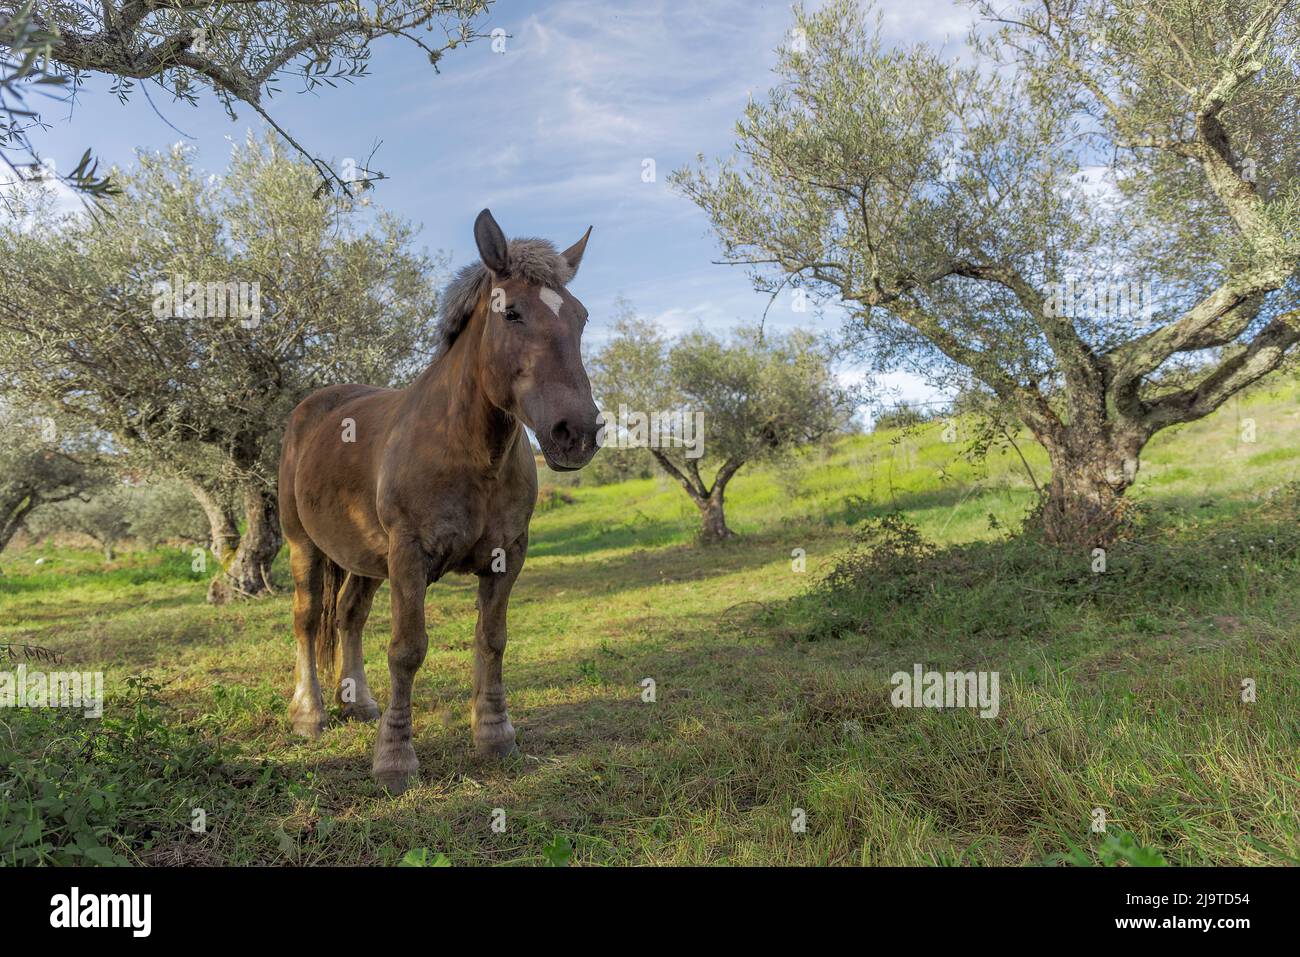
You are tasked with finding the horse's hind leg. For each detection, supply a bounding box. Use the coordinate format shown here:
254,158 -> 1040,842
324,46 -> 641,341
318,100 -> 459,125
336,572 -> 382,721
287,539 -> 329,738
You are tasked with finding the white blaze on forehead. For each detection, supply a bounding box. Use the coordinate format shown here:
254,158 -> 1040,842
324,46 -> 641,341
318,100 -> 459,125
538,287 -> 564,316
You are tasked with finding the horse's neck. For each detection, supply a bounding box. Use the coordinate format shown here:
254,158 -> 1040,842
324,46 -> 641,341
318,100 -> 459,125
403,309 -> 518,466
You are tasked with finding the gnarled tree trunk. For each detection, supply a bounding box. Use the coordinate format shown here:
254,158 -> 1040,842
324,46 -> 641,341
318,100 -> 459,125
208,482 -> 281,603
698,487 -> 735,543
1035,424 -> 1145,547
651,452 -> 744,545
185,479 -> 240,565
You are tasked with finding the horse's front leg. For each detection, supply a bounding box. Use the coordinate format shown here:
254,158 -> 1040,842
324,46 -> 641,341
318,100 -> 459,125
372,536 -> 430,793
472,540 -> 524,758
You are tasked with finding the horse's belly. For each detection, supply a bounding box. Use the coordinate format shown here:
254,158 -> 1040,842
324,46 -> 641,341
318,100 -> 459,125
302,508 -> 390,578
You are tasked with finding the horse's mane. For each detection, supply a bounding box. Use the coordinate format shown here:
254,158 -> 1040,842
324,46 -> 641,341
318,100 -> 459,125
435,238 -> 576,354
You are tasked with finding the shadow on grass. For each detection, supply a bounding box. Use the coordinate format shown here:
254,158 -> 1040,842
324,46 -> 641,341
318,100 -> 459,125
527,513 -> 690,557
517,529 -> 817,600
819,481 -> 1037,528
745,496 -> 1300,654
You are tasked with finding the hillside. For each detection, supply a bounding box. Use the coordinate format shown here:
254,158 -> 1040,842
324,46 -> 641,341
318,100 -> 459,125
2,379 -> 1298,866
539,376 -> 1300,551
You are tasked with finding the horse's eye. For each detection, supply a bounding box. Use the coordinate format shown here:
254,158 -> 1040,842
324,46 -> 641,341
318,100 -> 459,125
504,308 -> 522,323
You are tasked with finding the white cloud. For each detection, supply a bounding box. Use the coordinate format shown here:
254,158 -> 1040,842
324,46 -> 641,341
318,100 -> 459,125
878,0 -> 979,45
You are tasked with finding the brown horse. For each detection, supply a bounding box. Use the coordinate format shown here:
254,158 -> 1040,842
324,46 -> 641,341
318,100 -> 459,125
278,209 -> 599,792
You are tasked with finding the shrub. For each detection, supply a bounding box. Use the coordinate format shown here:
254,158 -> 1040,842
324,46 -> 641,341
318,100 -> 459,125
582,446 -> 655,486
0,675 -> 295,865
124,480 -> 209,547
26,480 -> 208,554
536,485 -> 577,511
793,495 -> 1300,646
817,511 -> 937,602
872,402 -> 934,432
27,486 -> 132,559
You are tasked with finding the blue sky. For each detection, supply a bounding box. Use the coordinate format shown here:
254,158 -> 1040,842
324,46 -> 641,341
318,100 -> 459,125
28,0 -> 976,408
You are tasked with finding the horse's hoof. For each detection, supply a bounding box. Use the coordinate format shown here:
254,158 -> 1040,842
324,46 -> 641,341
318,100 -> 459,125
373,768 -> 416,795
290,713 -> 327,739
340,700 -> 382,722
497,740 -> 522,760
373,741 -> 419,795
474,722 -> 519,759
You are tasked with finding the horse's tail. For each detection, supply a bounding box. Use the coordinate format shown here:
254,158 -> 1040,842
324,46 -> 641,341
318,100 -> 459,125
316,559 -> 344,680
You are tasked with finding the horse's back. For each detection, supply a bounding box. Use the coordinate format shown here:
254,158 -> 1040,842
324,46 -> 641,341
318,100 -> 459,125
285,384 -> 392,441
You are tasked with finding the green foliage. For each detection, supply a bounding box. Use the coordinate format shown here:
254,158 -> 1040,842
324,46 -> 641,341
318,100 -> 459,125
580,446 -> 655,486
399,847 -> 452,867
816,511 -> 937,614
28,485 -> 132,559
535,485 -> 577,512
541,835 -> 573,867
120,480 -> 210,547
872,402 -> 935,433
28,478 -> 209,552
672,325 -> 856,463
1050,830 -> 1169,867
592,307 -> 856,476
801,494 -> 1300,649
0,675 -> 295,865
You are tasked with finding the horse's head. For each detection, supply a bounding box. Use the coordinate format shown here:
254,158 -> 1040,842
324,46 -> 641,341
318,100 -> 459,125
472,208 -> 600,472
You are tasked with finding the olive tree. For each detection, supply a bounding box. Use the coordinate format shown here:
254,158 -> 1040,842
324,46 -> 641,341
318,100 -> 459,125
0,1 -> 489,197
0,401 -> 104,565
29,477 -> 208,555
591,311 -> 856,542
124,478 -> 210,547
29,484 -> 133,560
674,0 -> 1300,545
0,134 -> 443,598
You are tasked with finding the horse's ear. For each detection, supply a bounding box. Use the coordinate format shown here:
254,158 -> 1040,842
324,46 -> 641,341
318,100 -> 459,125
474,208 -> 509,275
561,226 -> 593,277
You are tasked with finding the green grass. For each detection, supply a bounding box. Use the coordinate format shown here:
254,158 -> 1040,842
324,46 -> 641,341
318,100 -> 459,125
2,381 -> 1300,866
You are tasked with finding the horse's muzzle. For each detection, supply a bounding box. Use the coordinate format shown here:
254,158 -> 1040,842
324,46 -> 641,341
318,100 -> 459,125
540,415 -> 598,471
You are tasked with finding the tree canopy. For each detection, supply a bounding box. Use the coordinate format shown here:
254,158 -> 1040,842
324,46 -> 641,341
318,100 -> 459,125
0,0 -> 490,198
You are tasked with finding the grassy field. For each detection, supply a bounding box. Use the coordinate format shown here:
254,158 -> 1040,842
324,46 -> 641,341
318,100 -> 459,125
3,380 -> 1300,866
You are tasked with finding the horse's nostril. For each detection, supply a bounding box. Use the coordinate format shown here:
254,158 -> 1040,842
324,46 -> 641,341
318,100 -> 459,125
550,420 -> 572,447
